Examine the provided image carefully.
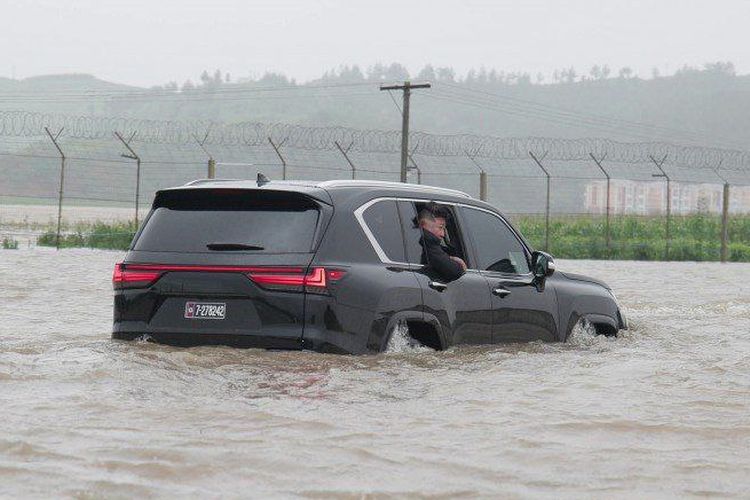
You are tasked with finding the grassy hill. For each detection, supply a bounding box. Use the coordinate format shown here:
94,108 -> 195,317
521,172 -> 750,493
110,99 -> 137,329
0,64 -> 748,148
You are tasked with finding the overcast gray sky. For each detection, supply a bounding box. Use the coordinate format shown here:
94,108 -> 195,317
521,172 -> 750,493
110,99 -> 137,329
2,0 -> 748,87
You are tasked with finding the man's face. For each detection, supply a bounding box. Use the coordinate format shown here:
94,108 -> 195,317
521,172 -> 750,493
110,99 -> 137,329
422,217 -> 447,239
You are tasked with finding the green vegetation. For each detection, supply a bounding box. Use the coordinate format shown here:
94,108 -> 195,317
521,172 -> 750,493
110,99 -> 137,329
32,215 -> 750,261
37,221 -> 137,250
514,215 -> 750,261
2,237 -> 19,250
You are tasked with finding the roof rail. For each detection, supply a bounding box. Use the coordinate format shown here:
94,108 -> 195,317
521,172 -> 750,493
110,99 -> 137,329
316,180 -> 471,198
183,178 -> 245,186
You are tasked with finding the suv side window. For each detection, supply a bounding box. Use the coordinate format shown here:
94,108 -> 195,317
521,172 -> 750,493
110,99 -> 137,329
361,200 -> 406,262
397,201 -> 423,264
398,201 -> 470,266
461,207 -> 530,274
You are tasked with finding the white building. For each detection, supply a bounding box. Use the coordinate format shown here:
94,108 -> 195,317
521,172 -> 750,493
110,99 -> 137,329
584,180 -> 750,215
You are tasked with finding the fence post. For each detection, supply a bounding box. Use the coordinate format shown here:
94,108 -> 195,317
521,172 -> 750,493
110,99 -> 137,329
715,165 -> 730,263
268,137 -> 287,180
649,154 -> 670,260
465,149 -> 488,201
590,152 -> 611,255
721,182 -> 730,263
193,131 -> 215,179
44,127 -> 65,250
407,153 -> 422,184
529,151 -> 551,252
114,131 -> 142,227
334,141 -> 357,180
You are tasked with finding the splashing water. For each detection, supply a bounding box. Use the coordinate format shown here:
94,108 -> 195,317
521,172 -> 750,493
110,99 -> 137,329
566,317 -> 599,346
385,320 -> 432,353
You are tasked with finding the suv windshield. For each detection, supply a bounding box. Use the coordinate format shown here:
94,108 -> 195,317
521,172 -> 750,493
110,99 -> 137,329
133,190 -> 320,253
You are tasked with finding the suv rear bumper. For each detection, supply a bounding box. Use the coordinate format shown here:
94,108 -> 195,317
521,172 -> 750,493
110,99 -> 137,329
112,326 -> 360,353
112,331 -> 304,349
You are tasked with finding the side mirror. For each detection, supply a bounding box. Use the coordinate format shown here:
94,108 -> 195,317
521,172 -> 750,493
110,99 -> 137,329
532,251 -> 556,279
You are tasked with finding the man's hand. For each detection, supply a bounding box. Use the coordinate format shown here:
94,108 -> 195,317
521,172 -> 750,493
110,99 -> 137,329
449,256 -> 467,271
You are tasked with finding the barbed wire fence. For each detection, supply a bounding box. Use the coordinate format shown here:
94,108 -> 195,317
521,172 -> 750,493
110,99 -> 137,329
1,111 -> 749,260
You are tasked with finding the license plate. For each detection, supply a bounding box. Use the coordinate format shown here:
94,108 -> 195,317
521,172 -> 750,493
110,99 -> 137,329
184,301 -> 226,320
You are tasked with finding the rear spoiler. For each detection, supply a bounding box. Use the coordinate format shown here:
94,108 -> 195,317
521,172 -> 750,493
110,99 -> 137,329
153,185 -> 334,208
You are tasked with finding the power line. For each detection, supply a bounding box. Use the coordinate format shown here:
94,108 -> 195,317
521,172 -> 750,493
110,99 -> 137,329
386,90 -> 403,115
0,89 -> 379,104
438,82 -> 699,138
0,81 -> 375,99
423,90 -> 666,143
423,89 -> 746,150
434,82 -> 746,149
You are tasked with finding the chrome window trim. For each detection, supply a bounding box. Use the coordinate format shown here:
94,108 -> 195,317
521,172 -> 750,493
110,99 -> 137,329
353,198 -> 414,267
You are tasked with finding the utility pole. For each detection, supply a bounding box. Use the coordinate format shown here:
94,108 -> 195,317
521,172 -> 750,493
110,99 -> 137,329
380,81 -> 431,183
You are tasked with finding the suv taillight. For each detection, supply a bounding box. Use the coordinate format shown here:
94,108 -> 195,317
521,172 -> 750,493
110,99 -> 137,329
112,263 -> 345,293
247,267 -> 346,294
112,262 -> 163,289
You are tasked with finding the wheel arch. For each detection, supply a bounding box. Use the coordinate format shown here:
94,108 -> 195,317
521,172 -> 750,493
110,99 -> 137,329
556,279 -> 622,341
380,311 -> 447,351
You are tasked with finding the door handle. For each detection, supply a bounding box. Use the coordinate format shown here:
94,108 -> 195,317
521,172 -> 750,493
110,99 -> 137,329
492,287 -> 511,297
429,281 -> 448,291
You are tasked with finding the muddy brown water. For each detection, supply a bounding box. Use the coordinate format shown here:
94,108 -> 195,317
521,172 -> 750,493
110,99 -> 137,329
1,248 -> 749,498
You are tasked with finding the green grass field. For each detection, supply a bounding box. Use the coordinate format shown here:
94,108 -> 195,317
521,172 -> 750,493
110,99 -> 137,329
513,215 -> 750,262
34,215 -> 750,262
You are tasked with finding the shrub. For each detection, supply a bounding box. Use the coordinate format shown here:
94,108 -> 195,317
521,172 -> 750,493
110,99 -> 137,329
37,221 -> 137,250
2,237 -> 19,250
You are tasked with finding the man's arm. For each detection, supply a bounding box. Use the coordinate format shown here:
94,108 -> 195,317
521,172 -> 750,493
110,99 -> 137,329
423,239 -> 465,281
449,255 -> 467,271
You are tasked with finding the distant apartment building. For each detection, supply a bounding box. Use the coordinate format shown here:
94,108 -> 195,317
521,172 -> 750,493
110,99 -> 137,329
584,180 -> 750,215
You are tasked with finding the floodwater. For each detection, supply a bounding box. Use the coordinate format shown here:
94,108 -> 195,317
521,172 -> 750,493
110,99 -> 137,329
1,249 -> 749,499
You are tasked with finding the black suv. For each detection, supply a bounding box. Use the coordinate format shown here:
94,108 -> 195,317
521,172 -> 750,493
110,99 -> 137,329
113,179 -> 627,354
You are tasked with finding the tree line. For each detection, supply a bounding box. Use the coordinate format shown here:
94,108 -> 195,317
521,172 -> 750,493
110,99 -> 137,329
149,61 -> 739,92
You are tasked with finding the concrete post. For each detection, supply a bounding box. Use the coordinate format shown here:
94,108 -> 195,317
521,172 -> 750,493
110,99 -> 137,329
208,158 -> 216,179
44,127 -> 65,250
721,182 -> 730,263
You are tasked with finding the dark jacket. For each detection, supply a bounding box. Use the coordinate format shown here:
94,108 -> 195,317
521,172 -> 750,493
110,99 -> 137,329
419,230 -> 465,282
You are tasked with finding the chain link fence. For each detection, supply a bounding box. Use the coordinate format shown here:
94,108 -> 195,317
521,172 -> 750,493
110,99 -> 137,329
1,112 -> 749,260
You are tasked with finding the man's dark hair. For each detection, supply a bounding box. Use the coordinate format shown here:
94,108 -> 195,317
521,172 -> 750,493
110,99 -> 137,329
418,202 -> 450,223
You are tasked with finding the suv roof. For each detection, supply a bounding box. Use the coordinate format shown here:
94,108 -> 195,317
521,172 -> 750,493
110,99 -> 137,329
179,178 -> 472,199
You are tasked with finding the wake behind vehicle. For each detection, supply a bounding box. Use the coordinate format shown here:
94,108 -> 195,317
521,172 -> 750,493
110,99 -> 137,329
112,179 -> 627,353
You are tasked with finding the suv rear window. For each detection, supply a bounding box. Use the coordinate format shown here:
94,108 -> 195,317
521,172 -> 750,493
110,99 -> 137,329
133,189 -> 320,253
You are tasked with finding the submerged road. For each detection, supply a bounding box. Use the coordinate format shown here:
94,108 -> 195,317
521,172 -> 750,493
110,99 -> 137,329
1,249 -> 749,498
